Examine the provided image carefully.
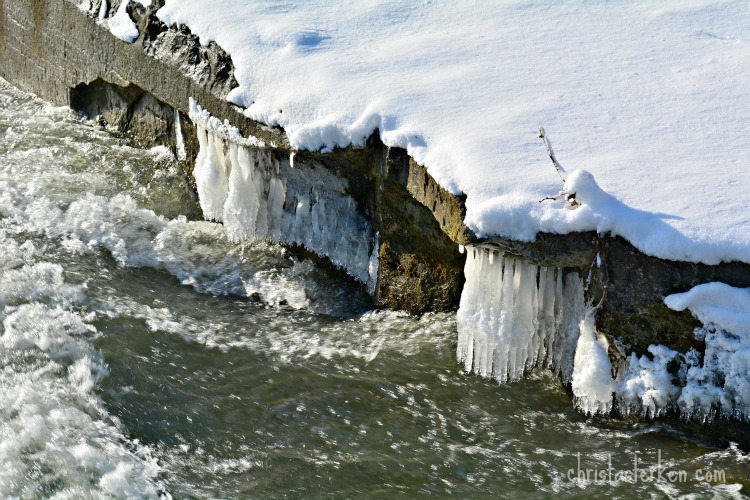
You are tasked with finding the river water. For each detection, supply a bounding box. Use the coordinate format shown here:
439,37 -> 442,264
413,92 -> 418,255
1,79 -> 748,498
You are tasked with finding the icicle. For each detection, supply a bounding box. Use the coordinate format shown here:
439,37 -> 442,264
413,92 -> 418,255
293,194 -> 311,244
457,246 -> 478,370
456,245 -> 585,386
493,256 -> 516,383
194,129 -> 229,221
310,197 -> 325,251
555,273 -> 586,384
540,267 -> 557,365
174,108 -> 186,161
290,151 -> 295,169
368,233 -> 380,295
267,177 -> 286,236
571,309 -> 614,415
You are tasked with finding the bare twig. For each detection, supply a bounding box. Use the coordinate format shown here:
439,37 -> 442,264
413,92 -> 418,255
538,194 -> 562,203
538,126 -> 567,182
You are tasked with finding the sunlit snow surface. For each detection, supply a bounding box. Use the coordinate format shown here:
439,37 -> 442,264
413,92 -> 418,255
157,0 -> 750,264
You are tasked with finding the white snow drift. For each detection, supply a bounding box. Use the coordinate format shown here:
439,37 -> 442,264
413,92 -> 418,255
156,0 -> 750,266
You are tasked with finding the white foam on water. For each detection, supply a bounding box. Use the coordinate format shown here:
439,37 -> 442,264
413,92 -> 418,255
0,82 -> 365,496
1,175 -> 312,308
0,231 -> 168,498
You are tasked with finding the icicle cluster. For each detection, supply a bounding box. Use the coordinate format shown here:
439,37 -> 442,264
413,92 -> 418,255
571,311 -> 615,415
457,245 -> 585,384
189,103 -> 378,292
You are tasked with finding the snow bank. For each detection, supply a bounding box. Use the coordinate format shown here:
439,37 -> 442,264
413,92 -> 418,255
156,1 -> 750,265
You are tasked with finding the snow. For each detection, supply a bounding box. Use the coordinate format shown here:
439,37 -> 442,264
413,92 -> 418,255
156,1 -> 750,265
107,1 -> 139,43
456,245 -> 584,384
107,0 -> 151,43
664,282 -> 750,336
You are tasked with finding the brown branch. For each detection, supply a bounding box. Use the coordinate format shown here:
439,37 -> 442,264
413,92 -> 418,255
539,194 -> 561,203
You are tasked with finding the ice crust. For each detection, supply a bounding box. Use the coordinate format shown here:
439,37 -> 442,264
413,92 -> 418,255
568,283 -> 750,421
189,100 -> 378,291
156,1 -> 750,266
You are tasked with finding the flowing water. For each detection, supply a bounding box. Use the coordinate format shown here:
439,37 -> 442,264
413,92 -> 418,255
1,79 -> 749,499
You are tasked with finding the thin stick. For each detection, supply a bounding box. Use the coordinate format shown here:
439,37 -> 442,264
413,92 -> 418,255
539,126 -> 566,182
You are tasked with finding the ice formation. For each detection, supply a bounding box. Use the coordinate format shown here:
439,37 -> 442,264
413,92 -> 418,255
571,311 -> 615,415
595,283 -> 750,421
457,244 -> 632,417
616,344 -> 683,419
456,245 -> 585,384
666,283 -> 750,421
174,108 -> 186,161
189,100 -> 378,291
